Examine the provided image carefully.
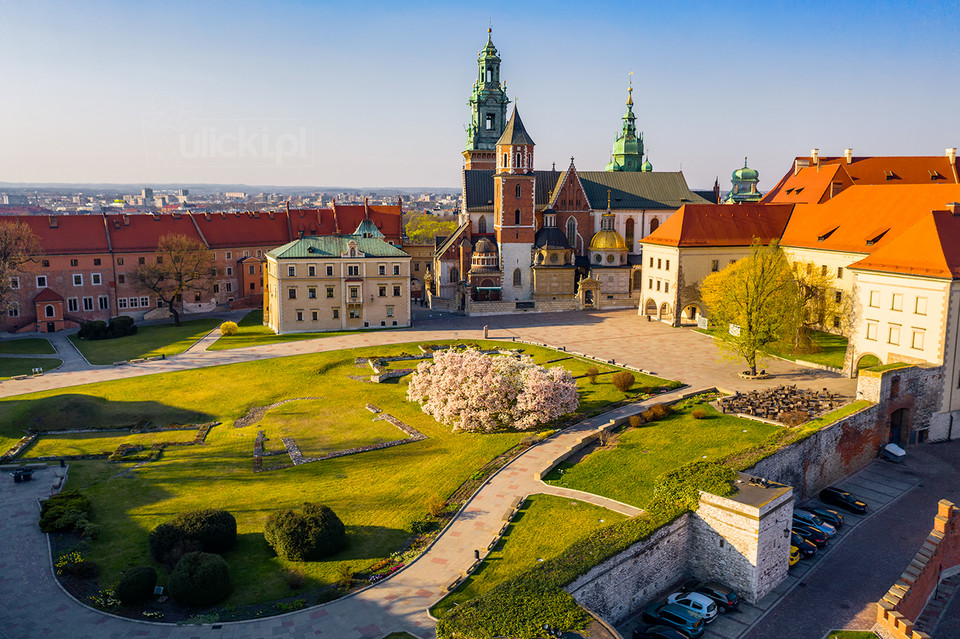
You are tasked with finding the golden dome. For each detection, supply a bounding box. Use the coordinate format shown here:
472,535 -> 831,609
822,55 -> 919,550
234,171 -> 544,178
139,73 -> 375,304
589,229 -> 627,251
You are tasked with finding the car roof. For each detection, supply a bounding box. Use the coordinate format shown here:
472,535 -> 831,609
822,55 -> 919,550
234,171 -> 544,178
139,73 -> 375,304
663,602 -> 699,619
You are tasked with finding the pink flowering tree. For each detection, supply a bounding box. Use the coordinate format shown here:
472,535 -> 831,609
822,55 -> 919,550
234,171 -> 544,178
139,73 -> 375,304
406,349 -> 579,432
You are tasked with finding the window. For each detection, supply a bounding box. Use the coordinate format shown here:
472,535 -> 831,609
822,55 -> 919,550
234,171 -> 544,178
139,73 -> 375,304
118,298 -> 127,309
450,268 -> 459,283
70,259 -> 78,267
93,258 -> 101,266
307,265 -> 315,276
72,274 -> 82,286
9,277 -> 18,289
348,265 -> 359,276
821,265 -> 828,276
837,267 -> 843,278
311,310 -> 318,321
157,298 -> 163,308
378,264 -> 386,275
664,282 -> 669,293
349,287 -> 359,300
915,297 -> 927,315
349,247 -> 357,257
835,290 -> 842,303
333,308 -> 339,319
514,209 -> 521,225
502,153 -> 507,167
195,291 -> 203,302
378,286 -> 387,297
36,275 -> 47,288
515,184 -> 521,199
116,257 -> 123,265
296,311 -> 303,322
43,304 -> 55,317
67,297 -> 79,312
349,308 -> 361,319
485,113 -> 494,129
156,256 -> 163,264
649,278 -> 653,289
214,284 -> 220,294
42,259 -> 50,267
711,260 -> 719,272
118,274 -> 125,284
326,286 -> 334,298
243,251 -> 249,258
625,218 -> 635,248
912,330 -> 925,350
665,260 -> 670,271
308,287 -> 317,299
91,273 -> 101,285
657,259 -> 662,269
393,285 -> 401,296
649,218 -> 660,233
82,297 -> 93,311
138,256 -> 145,265
129,297 -> 139,308
478,216 -> 487,234
393,264 -> 400,275
386,306 -> 394,317
8,302 -> 19,318
257,250 -> 262,257
656,280 -> 661,291
226,282 -> 232,292
890,377 -> 900,398
891,293 -> 903,311
869,290 -> 880,308
287,265 -> 295,277
249,265 -> 255,275
288,288 -> 297,299
515,152 -> 521,166
415,262 -> 420,272
566,217 -> 577,244
326,265 -> 334,276
225,251 -> 232,260
513,268 -> 522,287
249,282 -> 254,290
888,324 -> 900,345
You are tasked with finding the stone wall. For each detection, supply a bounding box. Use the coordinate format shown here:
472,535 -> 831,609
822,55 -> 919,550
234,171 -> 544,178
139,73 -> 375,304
859,364 -> 944,445
875,500 -> 960,639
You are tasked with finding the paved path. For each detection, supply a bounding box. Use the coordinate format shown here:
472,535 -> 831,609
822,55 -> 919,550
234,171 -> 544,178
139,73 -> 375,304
0,390 -> 689,639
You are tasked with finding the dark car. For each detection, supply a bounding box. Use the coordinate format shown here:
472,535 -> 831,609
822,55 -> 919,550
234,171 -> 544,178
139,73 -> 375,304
793,522 -> 829,547
642,602 -> 705,638
791,532 -> 818,558
820,487 -> 869,514
807,506 -> 844,529
682,579 -> 740,612
633,625 -> 691,639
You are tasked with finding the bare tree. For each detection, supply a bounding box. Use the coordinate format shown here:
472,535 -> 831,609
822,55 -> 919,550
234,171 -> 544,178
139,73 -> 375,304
132,234 -> 215,326
0,221 -> 42,316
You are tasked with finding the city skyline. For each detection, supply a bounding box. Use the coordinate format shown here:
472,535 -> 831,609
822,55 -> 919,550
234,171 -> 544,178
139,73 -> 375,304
2,0 -> 958,189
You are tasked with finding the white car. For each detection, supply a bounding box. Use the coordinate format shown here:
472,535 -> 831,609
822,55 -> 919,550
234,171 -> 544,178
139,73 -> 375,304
666,591 -> 718,622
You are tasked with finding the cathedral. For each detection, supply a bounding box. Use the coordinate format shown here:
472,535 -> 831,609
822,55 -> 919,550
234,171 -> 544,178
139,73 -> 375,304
428,29 -> 712,315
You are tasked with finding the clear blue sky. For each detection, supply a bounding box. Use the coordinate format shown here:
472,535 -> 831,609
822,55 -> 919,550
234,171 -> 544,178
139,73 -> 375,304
1,0 -> 958,190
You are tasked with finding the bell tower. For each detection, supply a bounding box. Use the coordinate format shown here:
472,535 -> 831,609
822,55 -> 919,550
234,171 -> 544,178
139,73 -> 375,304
463,28 -> 510,171
494,106 -> 536,301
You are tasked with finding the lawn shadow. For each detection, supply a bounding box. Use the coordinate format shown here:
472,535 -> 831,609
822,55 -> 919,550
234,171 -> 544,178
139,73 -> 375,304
0,394 -> 212,434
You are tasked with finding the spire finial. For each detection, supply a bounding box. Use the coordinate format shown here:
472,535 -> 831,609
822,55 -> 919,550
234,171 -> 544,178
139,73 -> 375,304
744,156 -> 749,168
626,70 -> 634,106
607,188 -> 612,211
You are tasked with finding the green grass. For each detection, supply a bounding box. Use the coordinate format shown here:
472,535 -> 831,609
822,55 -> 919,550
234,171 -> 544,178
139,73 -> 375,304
69,318 -> 220,364
431,495 -> 626,617
0,338 -> 56,354
20,429 -> 199,458
863,361 -> 909,373
0,339 -> 664,608
857,354 -> 882,369
825,632 -> 879,638
696,327 -> 849,369
382,633 -> 420,639
544,403 -> 779,508
0,357 -> 62,380
207,310 -> 372,351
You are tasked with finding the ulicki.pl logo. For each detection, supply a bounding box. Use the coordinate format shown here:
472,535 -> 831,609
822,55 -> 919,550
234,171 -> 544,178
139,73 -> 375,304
143,99 -> 315,169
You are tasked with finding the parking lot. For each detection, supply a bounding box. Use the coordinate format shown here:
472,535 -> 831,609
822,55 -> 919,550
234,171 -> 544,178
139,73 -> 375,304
617,452 -> 931,639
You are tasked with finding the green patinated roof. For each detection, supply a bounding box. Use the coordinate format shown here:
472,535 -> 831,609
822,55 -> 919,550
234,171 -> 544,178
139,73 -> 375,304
497,107 -> 535,146
354,218 -> 384,238
574,171 -> 710,209
268,234 -> 408,259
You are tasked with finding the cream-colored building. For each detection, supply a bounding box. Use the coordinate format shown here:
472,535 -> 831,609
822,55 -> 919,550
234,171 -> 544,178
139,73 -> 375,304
264,221 -> 411,334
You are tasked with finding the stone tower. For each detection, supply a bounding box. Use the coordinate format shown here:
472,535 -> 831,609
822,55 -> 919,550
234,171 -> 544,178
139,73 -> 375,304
463,28 -> 510,171
605,80 -> 645,172
494,106 -> 536,301
724,158 -> 762,203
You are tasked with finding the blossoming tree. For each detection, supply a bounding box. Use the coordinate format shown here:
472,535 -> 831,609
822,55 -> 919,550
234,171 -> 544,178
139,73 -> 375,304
406,349 -> 579,432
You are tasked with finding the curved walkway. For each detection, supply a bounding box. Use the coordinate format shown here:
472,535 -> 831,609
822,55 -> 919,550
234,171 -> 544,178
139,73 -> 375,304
0,389 -> 691,639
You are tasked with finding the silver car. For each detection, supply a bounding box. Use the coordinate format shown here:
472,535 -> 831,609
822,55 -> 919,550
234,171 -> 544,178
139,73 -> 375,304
794,509 -> 836,537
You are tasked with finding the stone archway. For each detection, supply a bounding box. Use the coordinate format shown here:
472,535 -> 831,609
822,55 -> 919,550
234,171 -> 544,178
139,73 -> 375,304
681,304 -> 700,324
645,299 -> 657,316
853,353 -> 882,377
658,302 -> 670,321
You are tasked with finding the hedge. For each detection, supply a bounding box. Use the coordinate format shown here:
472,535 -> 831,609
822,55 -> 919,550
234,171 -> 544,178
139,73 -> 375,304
264,503 -> 346,562
39,491 -> 91,533
167,552 -> 231,606
115,566 -> 157,604
148,509 -> 236,565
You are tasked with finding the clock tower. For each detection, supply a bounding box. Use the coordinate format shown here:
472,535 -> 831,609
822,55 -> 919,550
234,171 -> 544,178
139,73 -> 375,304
463,28 -> 510,170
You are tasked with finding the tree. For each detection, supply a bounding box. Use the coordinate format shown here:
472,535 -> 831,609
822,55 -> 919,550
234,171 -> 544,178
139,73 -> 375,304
404,213 -> 459,244
700,240 -> 799,375
132,234 -> 215,326
0,221 -> 42,316
406,349 -> 579,432
789,260 -> 849,351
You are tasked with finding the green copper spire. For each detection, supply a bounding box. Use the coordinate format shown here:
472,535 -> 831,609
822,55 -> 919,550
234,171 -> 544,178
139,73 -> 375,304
605,75 -> 645,172
465,27 -> 510,152
724,157 -> 762,203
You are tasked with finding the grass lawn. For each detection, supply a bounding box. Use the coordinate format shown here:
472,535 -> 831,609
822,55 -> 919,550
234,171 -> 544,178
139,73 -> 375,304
431,495 -> 626,617
69,318 -> 220,364
0,339 -> 665,609
0,357 -> 62,380
696,327 -> 849,369
825,632 -> 880,638
21,429 -> 199,458
0,338 -> 56,354
207,310 -> 372,351
544,402 -> 780,508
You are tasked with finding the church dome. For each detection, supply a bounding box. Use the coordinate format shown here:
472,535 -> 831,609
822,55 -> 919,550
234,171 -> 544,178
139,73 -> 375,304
641,158 -> 653,172
589,229 -> 627,251
474,237 -> 496,254
733,159 -> 759,182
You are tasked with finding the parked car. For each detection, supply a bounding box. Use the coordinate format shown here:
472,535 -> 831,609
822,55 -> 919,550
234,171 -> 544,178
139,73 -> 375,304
642,602 -> 705,638
793,522 -> 829,547
789,545 -> 800,566
666,592 -> 718,622
633,625 -> 692,639
791,532 -> 818,558
807,506 -> 844,529
681,579 -> 740,613
819,487 -> 869,514
793,510 -> 836,537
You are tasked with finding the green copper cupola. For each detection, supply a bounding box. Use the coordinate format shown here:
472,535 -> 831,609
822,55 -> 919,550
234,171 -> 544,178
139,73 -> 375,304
605,79 -> 645,172
465,27 -> 510,153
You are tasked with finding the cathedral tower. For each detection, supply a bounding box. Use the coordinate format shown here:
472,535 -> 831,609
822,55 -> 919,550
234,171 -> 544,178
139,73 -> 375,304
494,106 -> 536,301
605,79 -> 645,172
463,28 -> 510,171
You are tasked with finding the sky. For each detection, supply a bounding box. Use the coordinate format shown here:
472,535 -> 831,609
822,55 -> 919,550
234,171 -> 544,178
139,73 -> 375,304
1,0 -> 958,191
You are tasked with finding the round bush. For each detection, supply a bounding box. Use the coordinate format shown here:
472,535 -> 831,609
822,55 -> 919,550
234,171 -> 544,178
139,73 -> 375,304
115,566 -> 157,605
148,522 -> 199,566
170,509 -> 237,554
167,552 -> 231,606
264,503 -> 346,562
219,321 -> 238,336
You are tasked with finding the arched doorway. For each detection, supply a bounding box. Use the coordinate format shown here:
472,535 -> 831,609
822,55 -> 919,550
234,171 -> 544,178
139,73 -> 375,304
645,299 -> 657,316
659,302 -> 670,321
889,408 -> 908,445
681,304 -> 699,323
854,353 -> 882,377
409,278 -> 423,299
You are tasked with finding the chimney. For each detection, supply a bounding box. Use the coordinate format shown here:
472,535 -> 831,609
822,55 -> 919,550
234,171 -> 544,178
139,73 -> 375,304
811,148 -> 819,165
794,158 -> 810,176
844,148 -> 853,164
948,148 -> 957,163
948,202 -> 960,216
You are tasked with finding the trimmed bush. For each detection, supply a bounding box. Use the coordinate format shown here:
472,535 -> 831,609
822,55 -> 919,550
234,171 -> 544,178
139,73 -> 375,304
115,566 -> 157,605
691,408 -> 708,420
628,415 -> 643,428
264,503 -> 347,562
219,321 -> 239,336
168,552 -> 231,606
641,403 -> 673,423
611,371 -> 635,393
169,509 -> 237,554
108,315 -> 137,338
148,522 -> 200,566
585,366 -> 599,384
78,320 -> 108,340
39,491 -> 91,533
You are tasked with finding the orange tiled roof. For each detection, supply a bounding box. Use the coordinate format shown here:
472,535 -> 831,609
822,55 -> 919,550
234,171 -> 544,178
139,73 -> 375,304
780,184 -> 960,254
848,210 -> 960,279
641,203 -> 794,248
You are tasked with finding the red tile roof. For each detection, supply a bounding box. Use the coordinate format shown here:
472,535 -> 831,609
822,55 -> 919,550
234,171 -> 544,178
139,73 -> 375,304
849,210 -> 960,279
104,214 -> 202,252
10,215 -> 110,254
641,203 -> 794,247
193,212 -> 292,248
34,287 -> 64,302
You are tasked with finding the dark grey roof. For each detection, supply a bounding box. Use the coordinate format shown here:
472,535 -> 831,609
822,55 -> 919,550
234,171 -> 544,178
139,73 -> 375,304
496,107 -> 535,146
464,170 -> 561,212
534,226 -> 571,250
434,222 -> 470,258
575,171 -> 710,210
693,189 -> 720,204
